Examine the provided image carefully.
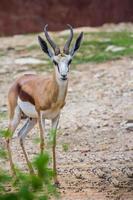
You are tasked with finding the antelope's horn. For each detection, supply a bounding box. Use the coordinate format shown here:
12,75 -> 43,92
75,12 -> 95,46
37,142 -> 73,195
63,24 -> 74,54
44,24 -> 60,55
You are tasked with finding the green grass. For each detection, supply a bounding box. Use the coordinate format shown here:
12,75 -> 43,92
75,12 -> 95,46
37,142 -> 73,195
4,31 -> 133,72
36,31 -> 133,69
0,50 -> 5,57
0,129 -> 59,200
72,31 -> 133,64
57,31 -> 132,64
0,112 -> 7,120
62,143 -> 69,152
27,44 -> 40,51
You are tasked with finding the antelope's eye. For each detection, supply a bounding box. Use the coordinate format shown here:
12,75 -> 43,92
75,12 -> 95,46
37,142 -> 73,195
68,59 -> 72,65
53,60 -> 58,66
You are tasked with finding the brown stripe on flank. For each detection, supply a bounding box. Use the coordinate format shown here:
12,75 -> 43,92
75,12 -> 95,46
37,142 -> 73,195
17,83 -> 35,105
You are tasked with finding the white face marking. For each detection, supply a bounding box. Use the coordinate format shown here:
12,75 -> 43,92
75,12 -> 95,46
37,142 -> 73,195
58,57 -> 69,76
53,54 -> 72,82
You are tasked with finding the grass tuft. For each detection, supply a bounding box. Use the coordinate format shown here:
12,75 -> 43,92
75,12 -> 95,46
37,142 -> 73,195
71,31 -> 133,65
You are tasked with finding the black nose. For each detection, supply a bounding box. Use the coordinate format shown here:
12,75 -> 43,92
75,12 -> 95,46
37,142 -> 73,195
61,74 -> 67,80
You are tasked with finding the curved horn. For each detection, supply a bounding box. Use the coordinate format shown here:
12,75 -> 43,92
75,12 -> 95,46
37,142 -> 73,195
63,24 -> 74,54
44,24 -> 60,55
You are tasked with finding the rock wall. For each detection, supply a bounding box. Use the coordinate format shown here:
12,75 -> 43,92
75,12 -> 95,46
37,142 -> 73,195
0,0 -> 133,36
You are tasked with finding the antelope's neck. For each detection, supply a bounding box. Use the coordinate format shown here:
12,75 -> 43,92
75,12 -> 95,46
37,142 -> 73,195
53,72 -> 68,102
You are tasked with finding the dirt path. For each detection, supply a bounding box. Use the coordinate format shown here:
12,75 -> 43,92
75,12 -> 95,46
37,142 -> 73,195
0,51 -> 133,199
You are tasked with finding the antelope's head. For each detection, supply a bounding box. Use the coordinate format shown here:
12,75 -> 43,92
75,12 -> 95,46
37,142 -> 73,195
38,24 -> 83,82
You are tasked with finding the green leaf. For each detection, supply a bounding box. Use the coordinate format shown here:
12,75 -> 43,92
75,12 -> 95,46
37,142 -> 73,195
0,171 -> 11,183
30,175 -> 42,190
0,193 -> 18,200
0,129 -> 12,139
38,195 -> 48,200
0,148 -> 7,159
18,185 -> 34,200
62,143 -> 69,152
48,129 -> 56,146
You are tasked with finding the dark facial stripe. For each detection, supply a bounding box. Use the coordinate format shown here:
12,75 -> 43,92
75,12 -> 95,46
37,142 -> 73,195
53,60 -> 60,73
68,59 -> 72,65
57,64 -> 60,73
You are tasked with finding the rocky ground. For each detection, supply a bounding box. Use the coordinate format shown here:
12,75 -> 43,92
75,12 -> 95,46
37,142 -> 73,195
0,26 -> 133,200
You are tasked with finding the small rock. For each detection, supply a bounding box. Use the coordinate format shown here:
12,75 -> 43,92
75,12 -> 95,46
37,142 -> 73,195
105,45 -> 125,52
92,168 -> 106,178
122,167 -> 133,178
14,57 -> 48,65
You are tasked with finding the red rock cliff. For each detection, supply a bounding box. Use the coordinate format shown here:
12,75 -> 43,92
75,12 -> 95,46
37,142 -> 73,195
0,0 -> 133,36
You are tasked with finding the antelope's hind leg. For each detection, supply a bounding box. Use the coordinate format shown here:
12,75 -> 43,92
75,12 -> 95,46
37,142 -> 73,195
18,118 -> 37,174
7,105 -> 21,175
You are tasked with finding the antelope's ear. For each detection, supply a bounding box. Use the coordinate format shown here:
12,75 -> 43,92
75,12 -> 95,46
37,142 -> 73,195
70,32 -> 83,56
38,36 -> 53,57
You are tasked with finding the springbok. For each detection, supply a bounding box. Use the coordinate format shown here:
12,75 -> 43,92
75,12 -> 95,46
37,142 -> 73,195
7,24 -> 83,184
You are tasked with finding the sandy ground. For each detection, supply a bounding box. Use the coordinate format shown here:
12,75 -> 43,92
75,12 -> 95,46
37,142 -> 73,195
0,33 -> 133,199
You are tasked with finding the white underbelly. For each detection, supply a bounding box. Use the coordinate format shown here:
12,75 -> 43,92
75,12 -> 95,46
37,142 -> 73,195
17,98 -> 60,119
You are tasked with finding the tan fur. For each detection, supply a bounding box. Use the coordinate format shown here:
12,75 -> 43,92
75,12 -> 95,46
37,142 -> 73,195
8,71 -> 68,119
8,83 -> 18,120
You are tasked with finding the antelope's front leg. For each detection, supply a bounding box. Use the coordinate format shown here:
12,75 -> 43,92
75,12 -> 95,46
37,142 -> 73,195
52,114 -> 60,185
37,112 -> 45,154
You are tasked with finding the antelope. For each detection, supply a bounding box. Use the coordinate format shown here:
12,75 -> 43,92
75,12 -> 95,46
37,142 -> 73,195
6,24 -> 83,184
